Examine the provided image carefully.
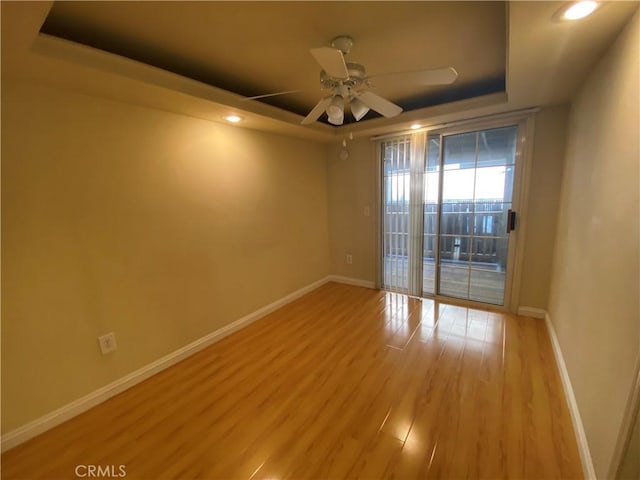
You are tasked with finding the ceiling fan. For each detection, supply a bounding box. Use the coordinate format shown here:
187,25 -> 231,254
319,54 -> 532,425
245,35 -> 459,126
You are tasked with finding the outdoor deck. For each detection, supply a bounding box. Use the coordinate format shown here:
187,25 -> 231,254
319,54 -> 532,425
383,256 -> 506,305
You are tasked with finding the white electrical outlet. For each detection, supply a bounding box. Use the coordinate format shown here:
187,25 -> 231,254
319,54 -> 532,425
98,332 -> 117,354
346,254 -> 353,264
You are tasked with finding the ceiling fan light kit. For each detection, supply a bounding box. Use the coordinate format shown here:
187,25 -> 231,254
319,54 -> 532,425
327,95 -> 344,118
328,113 -> 344,126
350,97 -> 370,121
327,95 -> 345,125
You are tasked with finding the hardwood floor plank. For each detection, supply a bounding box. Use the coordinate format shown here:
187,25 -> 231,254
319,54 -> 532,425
1,283 -> 583,480
350,431 -> 404,479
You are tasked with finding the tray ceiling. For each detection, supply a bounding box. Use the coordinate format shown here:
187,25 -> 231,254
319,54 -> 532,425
40,1 -> 507,125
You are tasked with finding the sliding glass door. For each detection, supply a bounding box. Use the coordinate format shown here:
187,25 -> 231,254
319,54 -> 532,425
382,121 -> 522,308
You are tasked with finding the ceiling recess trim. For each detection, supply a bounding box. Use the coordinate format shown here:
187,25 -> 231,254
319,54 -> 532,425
30,33 -> 336,140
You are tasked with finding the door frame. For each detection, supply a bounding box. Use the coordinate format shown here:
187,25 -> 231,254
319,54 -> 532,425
376,111 -> 536,313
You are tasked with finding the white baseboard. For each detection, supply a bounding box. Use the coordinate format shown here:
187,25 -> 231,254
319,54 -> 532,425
1,276 -> 331,452
517,306 -> 547,319
545,312 -> 597,479
327,275 -> 376,289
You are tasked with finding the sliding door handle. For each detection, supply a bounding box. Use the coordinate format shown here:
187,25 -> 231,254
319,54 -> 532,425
507,209 -> 517,233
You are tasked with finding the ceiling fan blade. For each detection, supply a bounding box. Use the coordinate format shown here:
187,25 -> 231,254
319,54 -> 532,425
416,67 -> 458,85
242,90 -> 303,101
310,47 -> 349,79
369,66 -> 459,85
301,96 -> 332,125
357,91 -> 403,118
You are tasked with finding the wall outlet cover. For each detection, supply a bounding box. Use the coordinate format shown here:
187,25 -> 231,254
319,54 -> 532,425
98,332 -> 117,354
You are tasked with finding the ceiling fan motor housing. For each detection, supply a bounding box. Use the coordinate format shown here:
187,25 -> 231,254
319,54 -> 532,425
320,62 -> 367,91
330,35 -> 354,54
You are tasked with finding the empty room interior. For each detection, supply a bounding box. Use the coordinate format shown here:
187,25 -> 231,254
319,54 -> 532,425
1,1 -> 639,479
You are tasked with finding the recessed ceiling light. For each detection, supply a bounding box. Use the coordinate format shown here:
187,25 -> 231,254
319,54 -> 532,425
562,1 -> 598,20
224,115 -> 242,123
410,124 -> 422,130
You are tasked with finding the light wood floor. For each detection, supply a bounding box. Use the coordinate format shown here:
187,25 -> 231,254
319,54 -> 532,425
2,282 -> 582,479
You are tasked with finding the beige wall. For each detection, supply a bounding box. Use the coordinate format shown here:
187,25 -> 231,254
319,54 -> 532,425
327,138 -> 377,283
548,10 -> 639,479
519,105 -> 569,308
1,82 -> 330,432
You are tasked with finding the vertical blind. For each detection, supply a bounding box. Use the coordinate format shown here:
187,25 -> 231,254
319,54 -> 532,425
381,132 -> 425,297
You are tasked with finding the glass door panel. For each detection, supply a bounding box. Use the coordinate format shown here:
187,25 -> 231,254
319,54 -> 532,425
477,126 -> 518,167
437,125 -> 518,305
439,234 -> 472,299
422,135 -> 440,295
469,270 -> 506,304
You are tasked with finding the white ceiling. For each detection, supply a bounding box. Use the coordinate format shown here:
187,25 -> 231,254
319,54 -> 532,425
1,1 -> 638,142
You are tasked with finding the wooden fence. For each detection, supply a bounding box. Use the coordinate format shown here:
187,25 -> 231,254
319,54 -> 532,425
383,199 -> 509,268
